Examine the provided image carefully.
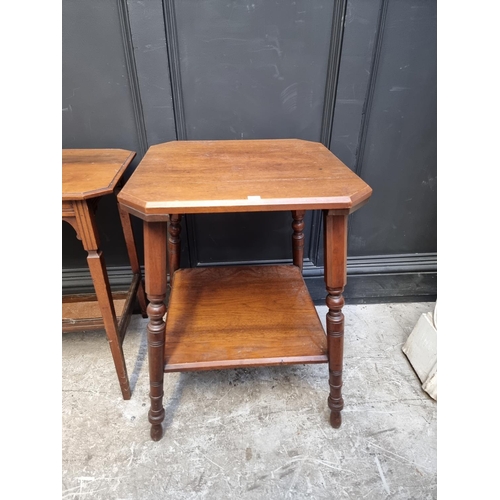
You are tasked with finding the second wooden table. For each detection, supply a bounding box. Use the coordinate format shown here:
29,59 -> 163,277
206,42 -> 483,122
117,139 -> 372,441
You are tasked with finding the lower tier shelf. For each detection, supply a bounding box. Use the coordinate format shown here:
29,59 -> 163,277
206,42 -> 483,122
164,265 -> 328,372
62,273 -> 141,341
62,293 -> 127,332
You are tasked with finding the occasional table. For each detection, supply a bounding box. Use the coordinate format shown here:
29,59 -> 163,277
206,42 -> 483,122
62,149 -> 147,400
117,139 -> 372,440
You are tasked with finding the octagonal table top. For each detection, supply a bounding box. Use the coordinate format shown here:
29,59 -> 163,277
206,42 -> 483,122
62,149 -> 136,201
117,139 -> 372,219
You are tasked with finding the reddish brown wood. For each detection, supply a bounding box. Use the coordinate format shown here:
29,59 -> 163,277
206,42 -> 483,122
62,201 -> 75,225
117,273 -> 143,342
117,139 -> 372,218
69,199 -> 131,399
62,148 -> 146,401
118,203 -> 148,317
73,200 -> 99,251
116,139 -> 372,440
168,214 -> 182,285
291,210 -> 305,272
62,149 -> 135,200
144,221 -> 168,441
62,292 -> 128,333
87,249 -> 131,400
323,212 -> 348,428
163,265 -> 327,372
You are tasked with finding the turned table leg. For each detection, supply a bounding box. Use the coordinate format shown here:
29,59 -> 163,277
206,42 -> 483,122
74,200 -> 131,400
323,211 -> 348,428
291,210 -> 305,272
168,214 -> 182,285
144,221 -> 168,441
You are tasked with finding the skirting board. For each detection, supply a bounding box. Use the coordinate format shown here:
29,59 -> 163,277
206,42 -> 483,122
62,253 -> 437,305
306,272 -> 436,304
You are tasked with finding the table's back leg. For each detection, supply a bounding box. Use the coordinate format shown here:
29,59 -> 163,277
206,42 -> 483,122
117,203 -> 148,317
168,214 -> 182,286
323,211 -> 348,428
144,221 -> 168,441
74,200 -> 131,400
291,210 -> 305,272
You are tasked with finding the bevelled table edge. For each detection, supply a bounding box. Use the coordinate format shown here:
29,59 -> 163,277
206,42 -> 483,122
145,137 -> 330,151
117,189 -> 373,220
62,149 -> 136,201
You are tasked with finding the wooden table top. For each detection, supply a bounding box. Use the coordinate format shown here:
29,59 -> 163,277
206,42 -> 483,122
117,139 -> 372,218
62,149 -> 136,201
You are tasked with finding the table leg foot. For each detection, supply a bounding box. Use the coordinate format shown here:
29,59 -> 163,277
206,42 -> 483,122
121,385 -> 132,401
150,423 -> 163,441
147,298 -> 166,441
326,287 -> 345,430
329,411 -> 342,428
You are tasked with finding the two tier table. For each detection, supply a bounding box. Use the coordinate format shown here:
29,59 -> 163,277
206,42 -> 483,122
117,139 -> 372,440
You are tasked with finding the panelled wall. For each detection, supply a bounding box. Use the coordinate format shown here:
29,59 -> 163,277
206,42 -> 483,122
62,0 -> 437,303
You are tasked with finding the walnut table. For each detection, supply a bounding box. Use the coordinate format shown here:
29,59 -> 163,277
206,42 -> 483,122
62,149 -> 147,400
117,139 -> 372,440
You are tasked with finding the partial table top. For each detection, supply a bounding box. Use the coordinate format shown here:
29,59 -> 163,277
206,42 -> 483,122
62,149 -> 136,201
117,139 -> 372,219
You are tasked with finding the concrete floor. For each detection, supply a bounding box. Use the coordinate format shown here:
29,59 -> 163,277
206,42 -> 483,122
62,302 -> 437,499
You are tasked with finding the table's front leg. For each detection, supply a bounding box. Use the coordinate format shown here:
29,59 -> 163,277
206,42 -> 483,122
144,221 -> 168,441
73,199 -> 131,400
323,211 -> 348,428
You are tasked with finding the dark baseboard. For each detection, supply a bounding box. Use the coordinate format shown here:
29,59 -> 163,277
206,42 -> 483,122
62,253 -> 437,304
307,253 -> 437,304
62,266 -> 141,295
306,272 -> 436,305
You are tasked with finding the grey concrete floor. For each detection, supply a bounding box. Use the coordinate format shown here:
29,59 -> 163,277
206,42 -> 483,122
62,302 -> 437,499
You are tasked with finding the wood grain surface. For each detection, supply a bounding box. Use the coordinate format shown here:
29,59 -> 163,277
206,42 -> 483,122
62,149 -> 135,200
117,139 -> 372,218
163,265 -> 328,372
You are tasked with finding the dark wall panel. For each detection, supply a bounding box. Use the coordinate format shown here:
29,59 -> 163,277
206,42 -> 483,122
330,0 -> 381,168
62,0 -> 144,268
193,211 -> 316,265
348,0 -> 437,256
62,1 -> 141,151
126,0 -> 177,146
175,0 -> 334,142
